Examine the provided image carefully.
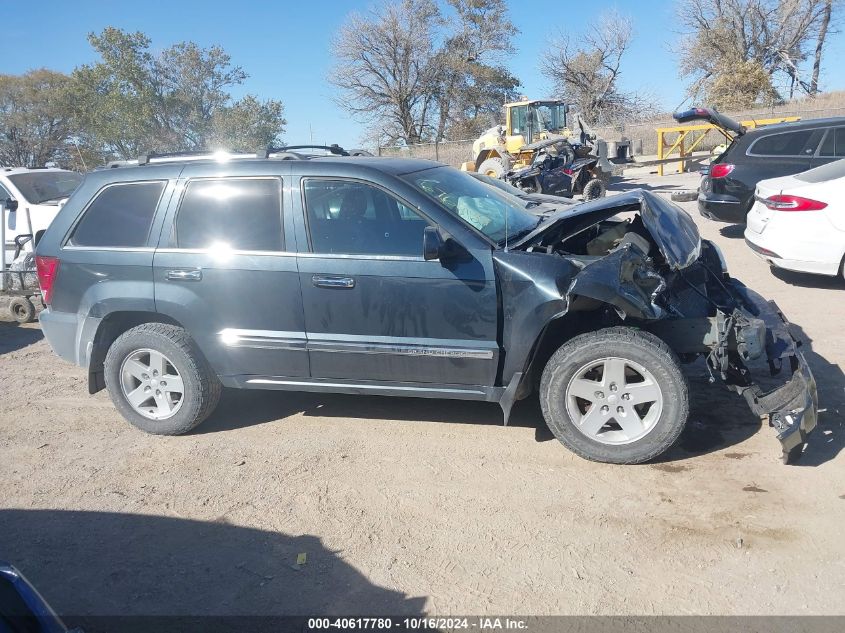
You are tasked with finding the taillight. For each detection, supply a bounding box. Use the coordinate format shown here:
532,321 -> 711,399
763,194 -> 827,212
35,255 -> 59,305
709,163 -> 735,179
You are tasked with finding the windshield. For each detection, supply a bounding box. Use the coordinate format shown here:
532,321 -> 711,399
405,167 -> 539,245
533,104 -> 566,133
7,171 -> 82,204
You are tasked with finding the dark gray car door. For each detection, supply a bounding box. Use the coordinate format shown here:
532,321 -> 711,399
294,176 -> 499,387
153,162 -> 308,379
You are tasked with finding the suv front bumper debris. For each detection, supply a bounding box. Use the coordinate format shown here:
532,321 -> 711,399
720,283 -> 818,463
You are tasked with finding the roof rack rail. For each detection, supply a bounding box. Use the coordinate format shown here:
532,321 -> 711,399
104,145 -> 373,169
137,150 -> 257,166
258,144 -> 349,158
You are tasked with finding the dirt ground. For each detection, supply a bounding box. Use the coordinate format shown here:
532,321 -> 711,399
1,171 -> 843,621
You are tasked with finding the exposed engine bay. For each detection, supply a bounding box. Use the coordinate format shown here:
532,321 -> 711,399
509,189 -> 818,462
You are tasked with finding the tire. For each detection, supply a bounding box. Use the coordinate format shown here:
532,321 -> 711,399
581,178 -> 607,200
104,323 -> 221,435
539,327 -> 689,464
671,190 -> 698,202
478,157 -> 508,179
9,297 -> 36,323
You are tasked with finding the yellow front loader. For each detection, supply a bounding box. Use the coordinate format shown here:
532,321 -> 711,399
465,99 -> 573,177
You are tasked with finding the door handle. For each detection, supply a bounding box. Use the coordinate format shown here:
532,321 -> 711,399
312,275 -> 355,289
166,268 -> 202,281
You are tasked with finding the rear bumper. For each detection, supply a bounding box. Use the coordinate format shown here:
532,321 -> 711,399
698,193 -> 747,223
745,226 -> 843,277
39,307 -> 98,368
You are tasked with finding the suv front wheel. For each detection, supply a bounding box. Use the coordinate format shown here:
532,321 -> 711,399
104,323 -> 222,435
540,327 -> 689,464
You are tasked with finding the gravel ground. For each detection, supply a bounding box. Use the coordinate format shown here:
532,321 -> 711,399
0,171 -> 843,622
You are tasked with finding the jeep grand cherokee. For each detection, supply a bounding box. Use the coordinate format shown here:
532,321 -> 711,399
34,149 -> 818,464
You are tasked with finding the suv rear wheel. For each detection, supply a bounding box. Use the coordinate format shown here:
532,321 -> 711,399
540,327 -> 688,464
104,323 -> 221,435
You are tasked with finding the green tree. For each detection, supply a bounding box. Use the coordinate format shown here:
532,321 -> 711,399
70,28 -> 285,160
208,95 -> 287,150
434,0 -> 521,141
0,69 -> 75,167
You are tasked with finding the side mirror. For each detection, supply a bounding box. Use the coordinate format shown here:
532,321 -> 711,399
3,198 -> 18,213
423,226 -> 443,261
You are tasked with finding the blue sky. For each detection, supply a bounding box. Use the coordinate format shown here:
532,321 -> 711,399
6,0 -> 845,150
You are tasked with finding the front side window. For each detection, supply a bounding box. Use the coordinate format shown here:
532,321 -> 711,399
819,127 -> 845,157
69,181 -> 165,248
175,178 -> 283,251
403,166 -> 539,246
749,129 -> 824,156
304,179 -> 429,256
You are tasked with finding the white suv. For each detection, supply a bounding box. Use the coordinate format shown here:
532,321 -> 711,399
2,167 -> 82,264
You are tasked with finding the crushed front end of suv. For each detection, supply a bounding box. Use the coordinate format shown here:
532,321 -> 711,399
34,152 -> 818,464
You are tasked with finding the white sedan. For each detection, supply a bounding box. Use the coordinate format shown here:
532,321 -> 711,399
745,159 -> 845,279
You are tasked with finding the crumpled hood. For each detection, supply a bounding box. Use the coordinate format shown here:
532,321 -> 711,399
512,189 -> 702,270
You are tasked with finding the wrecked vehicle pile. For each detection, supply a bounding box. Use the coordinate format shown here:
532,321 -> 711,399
503,189 -> 817,463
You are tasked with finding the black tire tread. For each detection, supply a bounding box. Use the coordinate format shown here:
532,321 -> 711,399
9,297 -> 36,324
539,326 -> 689,464
104,323 -> 221,435
581,178 -> 607,200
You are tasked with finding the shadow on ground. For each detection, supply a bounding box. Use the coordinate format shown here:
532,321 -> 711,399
788,322 -> 845,466
718,224 -> 746,239
200,319 -> 844,466
609,179 -> 695,194
771,267 -> 845,289
0,320 -> 43,355
0,509 -> 427,630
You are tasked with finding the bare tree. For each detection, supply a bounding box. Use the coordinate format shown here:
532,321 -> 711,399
541,11 -> 655,124
810,0 -> 834,93
330,0 -> 441,145
330,0 -> 520,145
678,0 -> 838,105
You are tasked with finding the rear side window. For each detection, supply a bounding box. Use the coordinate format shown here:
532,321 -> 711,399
818,127 -> 845,157
175,178 -> 283,251
748,129 -> 824,157
69,181 -> 165,247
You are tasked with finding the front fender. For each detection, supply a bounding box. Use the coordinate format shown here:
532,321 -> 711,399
493,251 -> 577,383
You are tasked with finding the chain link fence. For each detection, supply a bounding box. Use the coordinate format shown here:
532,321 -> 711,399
377,140 -> 474,167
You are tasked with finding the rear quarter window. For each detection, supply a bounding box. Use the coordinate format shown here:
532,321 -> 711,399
68,181 -> 165,248
748,128 -> 825,157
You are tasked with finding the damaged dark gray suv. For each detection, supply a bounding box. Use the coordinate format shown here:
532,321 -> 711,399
35,149 -> 818,464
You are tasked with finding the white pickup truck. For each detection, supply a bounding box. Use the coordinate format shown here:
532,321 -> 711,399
2,167 -> 82,265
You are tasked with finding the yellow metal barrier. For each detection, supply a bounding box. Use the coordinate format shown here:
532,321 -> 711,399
655,116 -> 800,176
